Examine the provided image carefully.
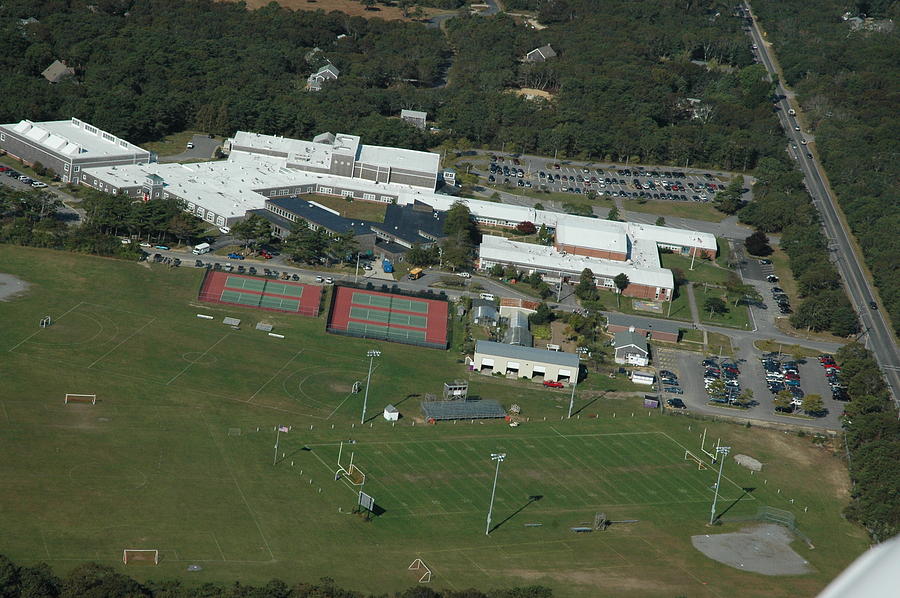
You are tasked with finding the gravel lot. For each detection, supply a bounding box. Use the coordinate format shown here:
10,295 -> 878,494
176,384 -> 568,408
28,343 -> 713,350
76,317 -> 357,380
0,273 -> 29,301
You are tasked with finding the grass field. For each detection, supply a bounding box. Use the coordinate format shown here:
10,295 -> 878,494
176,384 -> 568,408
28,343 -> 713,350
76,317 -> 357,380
623,199 -> 728,223
0,246 -> 869,597
304,194 -> 388,223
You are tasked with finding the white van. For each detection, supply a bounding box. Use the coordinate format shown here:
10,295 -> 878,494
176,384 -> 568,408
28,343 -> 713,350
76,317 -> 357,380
192,242 -> 211,255
479,293 -> 495,301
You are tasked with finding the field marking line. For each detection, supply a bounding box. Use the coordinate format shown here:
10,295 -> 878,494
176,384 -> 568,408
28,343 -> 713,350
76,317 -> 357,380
197,408 -> 275,562
7,301 -> 84,353
87,316 -> 157,369
247,350 -> 304,402
658,431 -> 751,500
212,532 -> 226,561
550,426 -> 567,439
166,333 -> 231,385
308,447 -> 358,494
40,529 -> 51,559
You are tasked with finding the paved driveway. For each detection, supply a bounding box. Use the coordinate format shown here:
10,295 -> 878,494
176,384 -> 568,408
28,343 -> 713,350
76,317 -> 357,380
158,135 -> 220,163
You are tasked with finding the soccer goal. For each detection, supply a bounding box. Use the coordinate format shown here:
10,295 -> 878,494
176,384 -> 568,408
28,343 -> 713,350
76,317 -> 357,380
123,549 -> 159,565
408,558 -> 432,583
65,394 -> 96,405
684,450 -> 709,470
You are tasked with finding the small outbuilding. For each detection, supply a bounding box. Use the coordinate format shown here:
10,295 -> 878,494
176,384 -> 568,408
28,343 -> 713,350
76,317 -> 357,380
631,371 -> 655,386
383,404 -> 400,421
614,330 -> 650,366
41,60 -> 75,84
400,109 -> 427,130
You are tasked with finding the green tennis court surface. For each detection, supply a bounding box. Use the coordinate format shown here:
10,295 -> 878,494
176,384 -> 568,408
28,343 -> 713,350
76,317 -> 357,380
349,307 -> 427,328
388,297 -> 429,314
347,321 -> 427,342
259,295 -> 300,311
264,282 -> 304,298
351,292 -> 392,308
220,289 -> 264,307
225,276 -> 266,292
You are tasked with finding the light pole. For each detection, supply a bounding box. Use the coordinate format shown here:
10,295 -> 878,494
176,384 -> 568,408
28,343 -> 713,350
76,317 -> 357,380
485,452 -> 506,535
361,350 -> 381,424
567,370 -> 578,418
709,445 -> 731,525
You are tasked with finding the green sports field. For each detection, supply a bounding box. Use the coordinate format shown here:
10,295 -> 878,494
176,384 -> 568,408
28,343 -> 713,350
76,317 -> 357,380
0,246 -> 869,597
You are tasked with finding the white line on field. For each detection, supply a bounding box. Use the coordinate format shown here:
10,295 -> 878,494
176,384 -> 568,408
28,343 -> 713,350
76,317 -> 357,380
247,350 -> 304,402
7,301 -> 83,352
166,333 -> 231,385
88,317 -> 157,369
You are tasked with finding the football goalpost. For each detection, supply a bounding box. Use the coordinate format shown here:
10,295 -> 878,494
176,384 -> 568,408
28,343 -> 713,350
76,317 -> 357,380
335,441 -> 367,486
700,428 -> 720,461
65,393 -> 96,405
684,450 -> 709,470
123,549 -> 159,565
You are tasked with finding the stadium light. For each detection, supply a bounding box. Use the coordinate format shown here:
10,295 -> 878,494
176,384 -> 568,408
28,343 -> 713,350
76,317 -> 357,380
709,445 -> 731,525
485,452 -> 506,535
361,350 -> 381,424
567,370 -> 578,419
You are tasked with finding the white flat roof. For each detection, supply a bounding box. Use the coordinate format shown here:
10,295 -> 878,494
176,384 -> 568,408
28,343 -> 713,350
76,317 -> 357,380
555,218 -> 627,254
479,235 -> 674,289
357,143 -> 440,174
1,118 -> 149,160
230,130 -> 439,176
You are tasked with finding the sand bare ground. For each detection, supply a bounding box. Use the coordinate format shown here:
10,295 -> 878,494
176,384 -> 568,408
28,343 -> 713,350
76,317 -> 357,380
220,0 -> 442,21
0,273 -> 29,301
693,523 -> 813,575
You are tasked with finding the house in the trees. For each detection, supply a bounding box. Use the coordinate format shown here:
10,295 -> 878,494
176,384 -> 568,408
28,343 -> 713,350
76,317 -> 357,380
525,44 -> 557,62
307,64 -> 339,91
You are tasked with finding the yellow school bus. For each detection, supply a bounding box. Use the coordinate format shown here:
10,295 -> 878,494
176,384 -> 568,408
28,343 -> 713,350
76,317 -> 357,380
408,267 -> 424,280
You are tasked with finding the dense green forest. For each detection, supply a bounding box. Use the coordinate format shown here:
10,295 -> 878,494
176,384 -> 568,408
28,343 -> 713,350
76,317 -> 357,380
836,342 -> 900,542
1,0 -> 776,172
0,555 -> 552,598
752,0 -> 900,334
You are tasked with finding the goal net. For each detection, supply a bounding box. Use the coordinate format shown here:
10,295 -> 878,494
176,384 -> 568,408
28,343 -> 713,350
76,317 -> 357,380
65,394 -> 96,405
123,549 -> 159,565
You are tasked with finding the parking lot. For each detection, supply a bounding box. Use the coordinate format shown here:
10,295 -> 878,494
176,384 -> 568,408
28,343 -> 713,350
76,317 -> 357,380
658,346 -> 845,429
477,155 -> 741,203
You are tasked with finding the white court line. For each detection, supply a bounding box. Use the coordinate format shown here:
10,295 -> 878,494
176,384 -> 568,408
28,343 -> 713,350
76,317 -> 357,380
247,350 -> 304,402
7,301 -> 83,353
166,333 -> 231,385
88,317 -> 157,369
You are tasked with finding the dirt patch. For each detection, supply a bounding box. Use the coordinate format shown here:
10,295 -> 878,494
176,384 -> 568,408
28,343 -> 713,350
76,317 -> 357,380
220,0 -> 431,21
0,273 -> 30,301
509,87 -> 555,101
549,320 -> 577,353
692,523 -> 812,576
505,568 -> 670,592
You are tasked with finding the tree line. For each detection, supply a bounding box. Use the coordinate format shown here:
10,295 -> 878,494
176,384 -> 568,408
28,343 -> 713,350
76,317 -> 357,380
0,555 -> 553,598
834,343 -> 900,542
751,0 -> 900,334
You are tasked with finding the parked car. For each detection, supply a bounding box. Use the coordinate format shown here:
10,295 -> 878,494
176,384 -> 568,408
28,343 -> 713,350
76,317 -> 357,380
227,252 -> 245,260
154,245 -> 169,250
457,271 -> 472,278
666,398 -> 686,408
543,381 -> 564,388
660,370 -> 677,379
665,388 -> 684,395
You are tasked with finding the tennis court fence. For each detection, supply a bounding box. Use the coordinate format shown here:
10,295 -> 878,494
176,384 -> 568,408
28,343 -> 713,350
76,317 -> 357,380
197,269 -> 319,316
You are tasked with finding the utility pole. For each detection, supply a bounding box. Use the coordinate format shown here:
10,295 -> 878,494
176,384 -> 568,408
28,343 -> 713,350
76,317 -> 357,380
361,350 -> 381,424
485,453 -> 506,535
709,446 -> 731,525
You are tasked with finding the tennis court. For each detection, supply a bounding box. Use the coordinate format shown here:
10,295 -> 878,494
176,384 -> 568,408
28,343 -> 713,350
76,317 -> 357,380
347,321 -> 428,343
198,270 -> 321,316
349,306 -> 428,328
327,286 -> 449,349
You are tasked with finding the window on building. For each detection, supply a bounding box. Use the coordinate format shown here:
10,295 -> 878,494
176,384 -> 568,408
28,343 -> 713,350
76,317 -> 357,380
0,133 -> 4,141
363,193 -> 375,201
341,190 -> 353,198
206,212 -> 215,222
73,166 -> 80,172
187,203 -> 195,210
320,187 -> 332,195
63,164 -> 69,172
163,193 -> 169,199
216,216 -> 225,226
197,207 -> 205,217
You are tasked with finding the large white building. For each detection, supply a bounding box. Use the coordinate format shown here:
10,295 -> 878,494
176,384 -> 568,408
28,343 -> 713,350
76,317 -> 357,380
67,125 -> 715,295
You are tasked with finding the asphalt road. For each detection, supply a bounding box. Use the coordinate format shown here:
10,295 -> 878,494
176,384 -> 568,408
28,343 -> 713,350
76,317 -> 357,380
743,2 -> 899,402
0,171 -> 83,224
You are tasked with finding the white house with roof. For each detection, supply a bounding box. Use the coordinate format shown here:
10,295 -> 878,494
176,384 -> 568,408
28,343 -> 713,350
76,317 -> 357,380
307,63 -> 339,91
614,331 -> 650,366
526,44 -> 557,62
400,109 -> 427,130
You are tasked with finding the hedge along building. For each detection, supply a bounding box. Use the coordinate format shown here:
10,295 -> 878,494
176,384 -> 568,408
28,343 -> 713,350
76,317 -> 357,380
0,118 -> 150,184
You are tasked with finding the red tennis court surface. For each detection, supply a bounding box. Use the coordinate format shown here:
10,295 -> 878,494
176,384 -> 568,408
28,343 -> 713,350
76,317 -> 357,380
327,286 -> 448,349
198,270 -> 321,316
